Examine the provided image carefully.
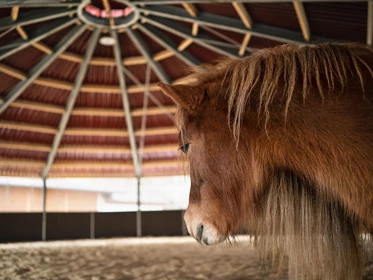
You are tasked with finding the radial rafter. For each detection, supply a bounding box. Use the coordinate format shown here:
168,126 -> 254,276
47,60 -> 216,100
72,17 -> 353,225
139,5 -> 333,44
0,17 -> 77,60
0,24 -> 87,116
132,0 -> 363,4
142,16 -> 238,58
0,7 -> 76,30
137,24 -> 200,66
111,29 -> 142,177
0,0 -> 81,7
293,1 -> 311,41
42,28 -> 101,179
126,27 -> 170,83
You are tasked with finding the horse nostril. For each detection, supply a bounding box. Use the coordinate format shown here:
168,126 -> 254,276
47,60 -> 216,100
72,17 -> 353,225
196,223 -> 204,242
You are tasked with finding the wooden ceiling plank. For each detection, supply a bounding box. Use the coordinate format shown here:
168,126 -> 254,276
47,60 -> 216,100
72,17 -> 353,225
232,2 -> 252,29
192,22 -> 199,36
177,39 -> 193,51
16,25 -> 28,40
72,108 -> 124,117
58,145 -> 131,153
102,0 -> 115,27
131,105 -> 176,117
0,121 -> 58,134
293,1 -> 311,42
0,141 -> 50,152
11,6 -> 20,21
0,63 -> 26,80
32,42 -> 53,54
10,99 -> 65,114
181,3 -> 198,18
0,158 -> 183,169
153,49 -> 174,61
34,77 -> 73,91
238,33 -> 251,56
64,128 -> 128,137
0,122 -> 176,137
0,158 -> 45,168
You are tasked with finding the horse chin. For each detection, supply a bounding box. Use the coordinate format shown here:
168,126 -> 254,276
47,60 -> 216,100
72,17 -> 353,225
190,224 -> 227,246
198,228 -> 227,246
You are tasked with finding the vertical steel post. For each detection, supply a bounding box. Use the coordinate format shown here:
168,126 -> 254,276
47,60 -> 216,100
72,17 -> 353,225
42,177 -> 47,241
136,176 -> 142,237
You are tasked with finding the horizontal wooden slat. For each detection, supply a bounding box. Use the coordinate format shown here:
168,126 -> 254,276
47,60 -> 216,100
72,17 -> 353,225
131,106 -> 177,117
0,141 -> 50,152
0,63 -> 161,93
0,141 -> 178,154
58,145 -> 131,153
0,121 -> 57,134
71,108 -> 123,117
0,158 -> 184,169
0,158 -> 45,168
31,42 -> 175,66
0,98 -> 175,116
64,128 -> 128,137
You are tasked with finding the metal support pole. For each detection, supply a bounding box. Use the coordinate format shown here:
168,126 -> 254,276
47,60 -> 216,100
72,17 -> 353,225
90,212 -> 95,239
42,177 -> 47,241
136,176 -> 142,237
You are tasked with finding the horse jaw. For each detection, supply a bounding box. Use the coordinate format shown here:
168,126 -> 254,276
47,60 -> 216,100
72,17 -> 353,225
184,206 -> 227,245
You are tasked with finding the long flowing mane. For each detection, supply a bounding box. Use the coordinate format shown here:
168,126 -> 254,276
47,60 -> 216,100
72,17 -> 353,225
184,43 -> 373,140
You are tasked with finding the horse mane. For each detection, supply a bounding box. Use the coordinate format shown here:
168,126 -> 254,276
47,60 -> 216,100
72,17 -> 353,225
186,43 -> 373,140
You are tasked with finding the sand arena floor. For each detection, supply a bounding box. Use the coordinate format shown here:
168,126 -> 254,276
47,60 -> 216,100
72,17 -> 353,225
0,236 -> 373,280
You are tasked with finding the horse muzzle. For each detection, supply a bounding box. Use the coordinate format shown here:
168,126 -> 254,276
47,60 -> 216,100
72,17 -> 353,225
184,210 -> 226,245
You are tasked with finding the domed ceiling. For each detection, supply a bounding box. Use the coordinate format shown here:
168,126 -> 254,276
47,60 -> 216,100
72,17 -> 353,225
0,0 -> 370,179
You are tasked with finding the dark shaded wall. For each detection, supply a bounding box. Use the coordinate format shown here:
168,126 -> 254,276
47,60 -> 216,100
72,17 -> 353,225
0,210 -> 185,242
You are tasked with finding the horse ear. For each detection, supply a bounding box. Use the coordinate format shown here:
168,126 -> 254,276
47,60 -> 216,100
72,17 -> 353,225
158,82 -> 200,109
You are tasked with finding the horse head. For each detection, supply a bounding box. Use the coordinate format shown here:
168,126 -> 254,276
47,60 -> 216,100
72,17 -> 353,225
159,81 -> 262,245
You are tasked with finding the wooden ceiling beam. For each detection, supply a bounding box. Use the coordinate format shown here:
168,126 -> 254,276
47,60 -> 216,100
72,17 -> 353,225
102,0 -> 115,26
232,2 -> 252,28
181,3 -> 198,18
32,42 -> 53,54
192,22 -> 199,36
30,41 -> 176,66
177,39 -> 193,51
0,99 -> 65,114
58,145 -> 131,153
293,1 -> 311,42
0,63 -> 163,93
239,33 -> 251,56
0,140 -> 178,154
0,158 -> 184,169
0,121 -> 58,134
0,141 -> 50,152
11,6 -> 20,21
16,25 -> 28,39
0,97 -> 175,117
0,121 -> 176,137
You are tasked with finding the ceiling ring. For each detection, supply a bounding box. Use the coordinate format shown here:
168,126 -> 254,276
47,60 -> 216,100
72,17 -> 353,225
77,0 -> 140,30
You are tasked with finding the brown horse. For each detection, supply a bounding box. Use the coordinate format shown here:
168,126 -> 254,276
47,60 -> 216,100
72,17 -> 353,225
159,43 -> 373,279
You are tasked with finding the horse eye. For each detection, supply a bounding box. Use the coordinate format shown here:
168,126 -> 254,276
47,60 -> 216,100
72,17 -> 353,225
180,143 -> 190,154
